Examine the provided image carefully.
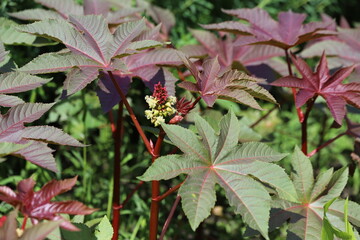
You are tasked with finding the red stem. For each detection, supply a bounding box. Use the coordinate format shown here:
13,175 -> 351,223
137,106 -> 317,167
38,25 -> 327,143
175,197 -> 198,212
154,181 -> 184,202
285,49 -> 304,122
111,103 -> 124,240
301,98 -> 316,154
21,216 -> 28,230
307,132 -> 347,157
115,181 -> 145,210
149,128 -> 166,240
159,195 -> 181,240
250,105 -> 277,128
107,71 -> 154,156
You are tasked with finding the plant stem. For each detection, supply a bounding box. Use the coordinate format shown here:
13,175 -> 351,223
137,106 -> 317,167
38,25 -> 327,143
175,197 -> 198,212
119,181 -> 144,209
21,216 -> 28,230
159,195 -> 181,240
250,105 -> 277,128
111,103 -> 124,240
284,49 -> 304,122
107,71 -> 154,156
307,132 -> 347,157
149,128 -> 166,240
301,98 -> 316,154
154,181 -> 184,202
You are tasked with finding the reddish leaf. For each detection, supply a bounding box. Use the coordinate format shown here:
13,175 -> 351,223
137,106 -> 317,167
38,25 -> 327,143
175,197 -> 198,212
0,177 -> 97,231
203,8 -> 335,49
178,53 -> 276,109
272,53 -> 358,124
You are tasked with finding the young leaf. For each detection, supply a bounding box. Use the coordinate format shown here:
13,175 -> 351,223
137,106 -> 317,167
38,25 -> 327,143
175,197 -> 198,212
0,177 -> 97,231
203,8 -> 335,49
267,147 -> 360,240
186,29 -> 284,70
178,54 -> 276,109
272,53 -> 359,124
140,111 -> 293,238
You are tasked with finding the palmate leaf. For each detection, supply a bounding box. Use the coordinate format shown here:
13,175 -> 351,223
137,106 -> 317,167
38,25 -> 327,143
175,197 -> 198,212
0,103 -> 84,172
0,18 -> 36,46
272,53 -> 359,124
18,16 -> 164,99
202,8 -> 334,50
140,111 -> 295,238
0,177 -> 96,232
186,29 -> 284,69
265,147 -> 360,240
178,53 -> 276,109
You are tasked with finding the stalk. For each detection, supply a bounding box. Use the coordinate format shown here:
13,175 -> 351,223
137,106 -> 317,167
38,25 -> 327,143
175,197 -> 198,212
284,49 -> 304,122
301,97 -> 316,154
159,195 -> 181,240
111,103 -> 124,240
307,132 -> 347,157
149,128 -> 166,240
107,71 -> 153,156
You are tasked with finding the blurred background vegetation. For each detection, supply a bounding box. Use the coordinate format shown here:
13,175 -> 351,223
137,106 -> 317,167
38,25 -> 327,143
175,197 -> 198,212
1,0 -> 360,239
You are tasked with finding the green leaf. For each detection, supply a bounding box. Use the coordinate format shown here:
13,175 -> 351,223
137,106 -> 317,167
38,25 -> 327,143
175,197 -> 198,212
291,146 -> 314,202
179,170 -> 216,230
0,142 -> 29,157
95,216 -> 113,240
214,110 -> 240,163
0,18 -> 36,45
161,124 -> 209,163
310,168 -> 334,202
238,118 -> 262,143
140,110 -> 290,239
318,167 -> 348,203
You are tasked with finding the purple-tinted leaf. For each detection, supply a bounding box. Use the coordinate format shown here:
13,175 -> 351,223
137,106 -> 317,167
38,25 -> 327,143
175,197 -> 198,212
146,5 -> 175,37
96,71 -> 131,112
0,103 -> 55,139
21,126 -> 85,147
272,53 -> 358,124
205,8 -> 334,49
0,186 -> 17,204
32,201 -> 95,217
106,7 -> 143,25
18,19 -> 103,64
83,0 -> 109,16
15,141 -> 57,172
179,54 -> 275,109
69,15 -> 112,64
134,24 -> 162,41
0,177 -> 96,232
0,42 -> 8,63
34,177 -> 77,206
9,9 -> 63,21
0,72 -> 50,93
201,21 -> 252,35
0,95 -> 24,107
346,117 -> 360,138
62,67 -> 99,97
18,53 -> 100,74
35,0 -> 83,19
108,19 -> 146,58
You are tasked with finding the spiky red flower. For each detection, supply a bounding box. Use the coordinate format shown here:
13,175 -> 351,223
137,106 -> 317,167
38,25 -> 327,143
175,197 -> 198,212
153,82 -> 168,104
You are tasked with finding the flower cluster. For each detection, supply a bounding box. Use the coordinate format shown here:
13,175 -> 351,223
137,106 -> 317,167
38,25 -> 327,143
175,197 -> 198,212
145,83 -> 176,126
